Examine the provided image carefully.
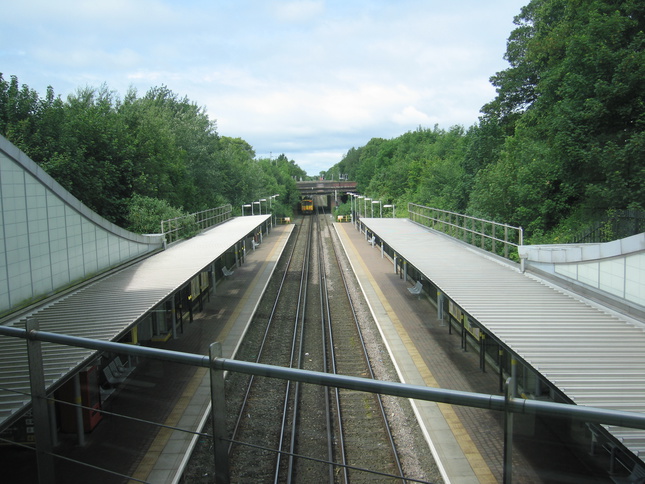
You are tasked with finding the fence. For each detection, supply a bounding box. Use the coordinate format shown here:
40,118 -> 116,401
161,204 -> 233,244
1,323 -> 644,483
572,209 -> 645,243
408,204 -> 524,263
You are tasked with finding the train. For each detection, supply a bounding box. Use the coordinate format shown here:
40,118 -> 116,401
299,198 -> 314,214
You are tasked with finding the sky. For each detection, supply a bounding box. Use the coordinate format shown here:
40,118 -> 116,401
1,0 -> 527,176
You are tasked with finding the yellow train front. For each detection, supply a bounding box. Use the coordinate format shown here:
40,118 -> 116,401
299,198 -> 314,214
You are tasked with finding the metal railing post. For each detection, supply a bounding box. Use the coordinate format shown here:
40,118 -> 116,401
210,342 -> 230,484
26,318 -> 55,484
472,218 -> 476,245
503,377 -> 514,484
73,374 -> 85,447
481,220 -> 485,249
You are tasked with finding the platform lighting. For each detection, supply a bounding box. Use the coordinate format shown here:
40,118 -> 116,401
364,198 -> 371,218
268,195 -> 279,224
253,201 -> 261,215
372,200 -> 382,218
384,204 -> 395,218
259,198 -> 267,214
348,193 -> 358,224
242,204 -> 252,216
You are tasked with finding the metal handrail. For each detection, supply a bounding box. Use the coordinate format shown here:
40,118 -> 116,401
161,204 -> 233,244
408,203 -> 524,262
3,324 -> 644,428
3,324 -> 645,483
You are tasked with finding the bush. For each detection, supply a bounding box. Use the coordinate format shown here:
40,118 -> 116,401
126,194 -> 187,234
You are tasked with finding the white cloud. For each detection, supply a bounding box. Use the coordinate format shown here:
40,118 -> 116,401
270,0 -> 325,22
392,106 -> 431,125
0,0 -> 526,175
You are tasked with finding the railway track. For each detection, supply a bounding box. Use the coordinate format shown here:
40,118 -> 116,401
182,213 -> 440,483
317,209 -> 405,482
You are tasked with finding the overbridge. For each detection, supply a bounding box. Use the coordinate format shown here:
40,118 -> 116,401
296,180 -> 357,196
296,180 -> 357,211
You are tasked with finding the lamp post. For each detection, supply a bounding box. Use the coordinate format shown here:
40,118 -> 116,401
253,201 -> 260,215
259,198 -> 267,215
270,194 -> 279,225
357,196 -> 364,218
242,204 -> 252,216
384,204 -> 395,218
372,200 -> 382,218
364,198 -> 371,217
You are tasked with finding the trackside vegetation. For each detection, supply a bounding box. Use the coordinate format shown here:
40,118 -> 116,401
325,0 -> 644,243
2,0 -> 643,242
0,81 -> 305,233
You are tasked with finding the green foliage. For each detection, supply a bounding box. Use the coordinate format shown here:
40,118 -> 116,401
4,0 -> 644,245
480,0 -> 645,232
125,194 -> 188,235
329,125 -> 470,217
253,154 -> 302,218
326,0 -> 644,243
0,75 -> 308,233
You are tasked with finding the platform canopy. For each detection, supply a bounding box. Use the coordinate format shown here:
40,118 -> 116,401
361,217 -> 645,458
0,215 -> 270,430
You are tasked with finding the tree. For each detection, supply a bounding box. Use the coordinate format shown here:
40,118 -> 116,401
125,194 -> 188,235
471,0 -> 645,235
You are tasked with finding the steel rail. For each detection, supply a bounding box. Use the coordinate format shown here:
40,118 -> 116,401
318,212 -> 336,483
325,213 -> 407,481
318,210 -> 349,483
320,211 -> 348,482
227,221 -> 301,454
279,214 -> 313,483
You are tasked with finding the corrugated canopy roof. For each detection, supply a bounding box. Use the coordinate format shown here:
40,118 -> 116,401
0,215 -> 270,430
362,218 -> 645,458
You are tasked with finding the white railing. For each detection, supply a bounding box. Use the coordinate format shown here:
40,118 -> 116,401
408,204 -> 524,263
161,204 -> 233,244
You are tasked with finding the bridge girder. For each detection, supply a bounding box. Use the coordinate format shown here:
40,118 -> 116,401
296,180 -> 357,196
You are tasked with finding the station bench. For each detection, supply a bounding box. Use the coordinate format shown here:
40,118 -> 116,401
408,280 -> 423,298
101,357 -> 135,401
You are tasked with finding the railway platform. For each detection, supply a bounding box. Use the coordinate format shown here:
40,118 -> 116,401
334,221 -> 497,484
2,224 -> 294,484
334,220 -> 608,484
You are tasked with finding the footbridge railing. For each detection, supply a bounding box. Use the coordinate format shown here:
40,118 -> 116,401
1,323 -> 644,483
408,204 -> 524,266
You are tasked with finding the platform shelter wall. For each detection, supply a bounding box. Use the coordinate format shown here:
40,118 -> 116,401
520,233 -> 645,314
0,135 -> 163,314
